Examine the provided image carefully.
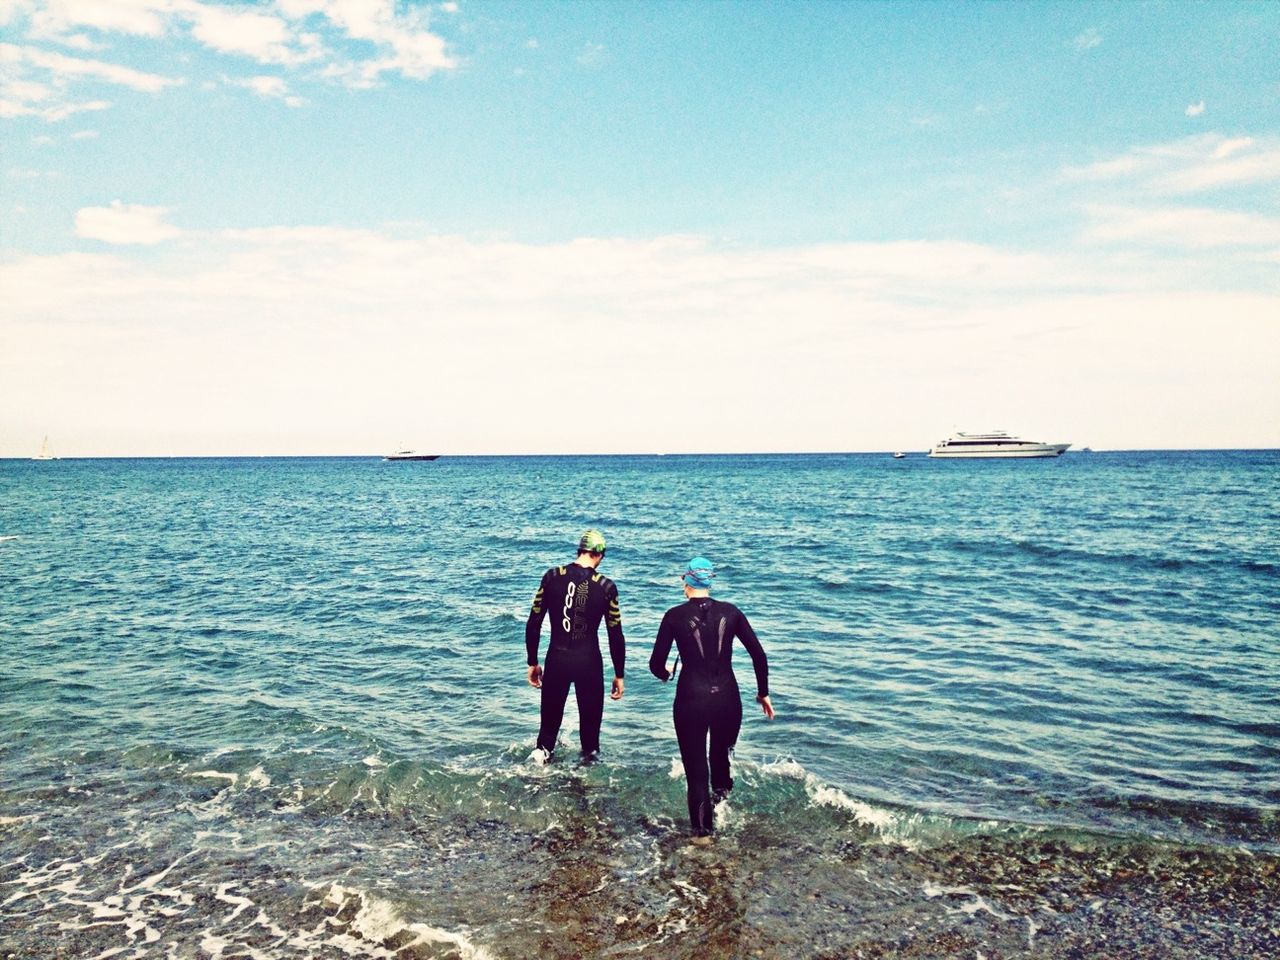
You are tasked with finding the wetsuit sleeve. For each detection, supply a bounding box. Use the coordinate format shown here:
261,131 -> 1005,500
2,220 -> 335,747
735,609 -> 769,698
525,569 -> 551,666
605,579 -> 625,679
649,610 -> 675,681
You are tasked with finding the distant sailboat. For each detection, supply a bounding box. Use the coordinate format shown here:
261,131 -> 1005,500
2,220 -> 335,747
32,436 -> 58,461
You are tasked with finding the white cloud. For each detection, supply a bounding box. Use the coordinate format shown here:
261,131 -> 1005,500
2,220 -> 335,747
577,41 -> 604,67
1063,134 -> 1280,194
440,2 -> 457,12
1,42 -> 179,92
1,75 -> 51,102
188,5 -> 316,66
1185,101 -> 1205,117
1156,146 -> 1280,193
0,93 -> 110,121
247,75 -> 286,97
227,73 -> 306,106
47,97 -> 108,119
58,33 -> 100,51
371,29 -> 453,80
70,127 -> 96,138
2,0 -> 459,99
3,227 -> 1277,455
0,0 -> 27,27
29,0 -> 172,39
1085,204 -> 1280,248
275,0 -> 456,82
0,39 -> 174,119
236,74 -> 282,96
1073,28 -> 1102,50
1063,153 -> 1145,182
1214,137 -> 1251,159
75,200 -> 182,244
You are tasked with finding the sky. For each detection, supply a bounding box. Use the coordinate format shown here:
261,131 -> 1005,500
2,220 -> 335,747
1,0 -> 1278,456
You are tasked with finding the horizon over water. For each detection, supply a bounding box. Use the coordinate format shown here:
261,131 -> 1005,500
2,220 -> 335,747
2,451 -> 1277,958
6,444 -> 1280,460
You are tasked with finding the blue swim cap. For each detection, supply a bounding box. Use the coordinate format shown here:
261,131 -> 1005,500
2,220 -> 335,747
682,557 -> 715,590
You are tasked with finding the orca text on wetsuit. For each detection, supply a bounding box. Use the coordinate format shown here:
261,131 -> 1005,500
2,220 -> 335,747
526,564 -> 625,756
649,598 -> 768,835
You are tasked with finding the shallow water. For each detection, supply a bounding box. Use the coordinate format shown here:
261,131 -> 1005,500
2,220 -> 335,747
2,452 -> 1277,957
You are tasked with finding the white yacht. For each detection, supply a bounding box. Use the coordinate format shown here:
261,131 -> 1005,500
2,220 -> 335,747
928,431 -> 1070,459
32,436 -> 58,461
383,449 -> 440,461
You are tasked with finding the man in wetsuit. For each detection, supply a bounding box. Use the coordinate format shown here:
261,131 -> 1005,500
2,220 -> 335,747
525,529 -> 625,762
649,556 -> 773,843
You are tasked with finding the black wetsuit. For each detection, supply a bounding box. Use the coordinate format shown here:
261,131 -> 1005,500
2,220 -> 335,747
526,563 -> 625,757
649,599 -> 768,835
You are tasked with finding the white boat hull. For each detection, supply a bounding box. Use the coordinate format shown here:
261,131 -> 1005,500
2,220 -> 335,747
928,443 -> 1070,458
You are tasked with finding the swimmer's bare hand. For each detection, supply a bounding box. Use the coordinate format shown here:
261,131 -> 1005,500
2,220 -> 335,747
611,677 -> 624,700
528,665 -> 542,688
757,695 -> 775,720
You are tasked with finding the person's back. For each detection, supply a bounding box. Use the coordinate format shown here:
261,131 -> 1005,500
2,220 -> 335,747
660,597 -> 762,699
531,563 -> 624,666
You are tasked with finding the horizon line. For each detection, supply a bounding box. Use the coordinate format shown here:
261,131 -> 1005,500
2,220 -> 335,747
5,447 -> 1280,461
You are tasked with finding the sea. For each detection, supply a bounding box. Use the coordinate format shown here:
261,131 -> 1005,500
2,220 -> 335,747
1,451 -> 1277,959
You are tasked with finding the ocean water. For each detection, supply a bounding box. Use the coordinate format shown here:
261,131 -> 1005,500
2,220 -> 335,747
2,451 -> 1277,959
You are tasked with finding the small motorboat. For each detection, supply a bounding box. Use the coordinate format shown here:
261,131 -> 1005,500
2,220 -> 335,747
383,450 -> 440,461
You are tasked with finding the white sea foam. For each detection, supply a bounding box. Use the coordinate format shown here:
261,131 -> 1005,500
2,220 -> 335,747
753,757 -> 912,844
756,757 -> 807,780
668,757 -> 684,779
200,934 -> 230,958
122,851 -> 196,894
670,877 -> 708,906
806,783 -> 897,830
213,882 -> 255,923
922,881 -> 1013,921
0,534 -> 19,542
321,884 -> 496,960
711,795 -> 744,832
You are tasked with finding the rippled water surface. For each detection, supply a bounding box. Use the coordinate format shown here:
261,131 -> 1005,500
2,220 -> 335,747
2,452 -> 1278,958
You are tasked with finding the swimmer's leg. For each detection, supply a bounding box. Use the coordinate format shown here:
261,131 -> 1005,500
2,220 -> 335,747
708,694 -> 743,804
574,658 -> 605,758
536,657 -> 572,755
674,698 -> 713,835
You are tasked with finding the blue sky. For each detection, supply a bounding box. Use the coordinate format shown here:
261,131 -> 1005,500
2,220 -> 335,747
2,0 -> 1278,455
